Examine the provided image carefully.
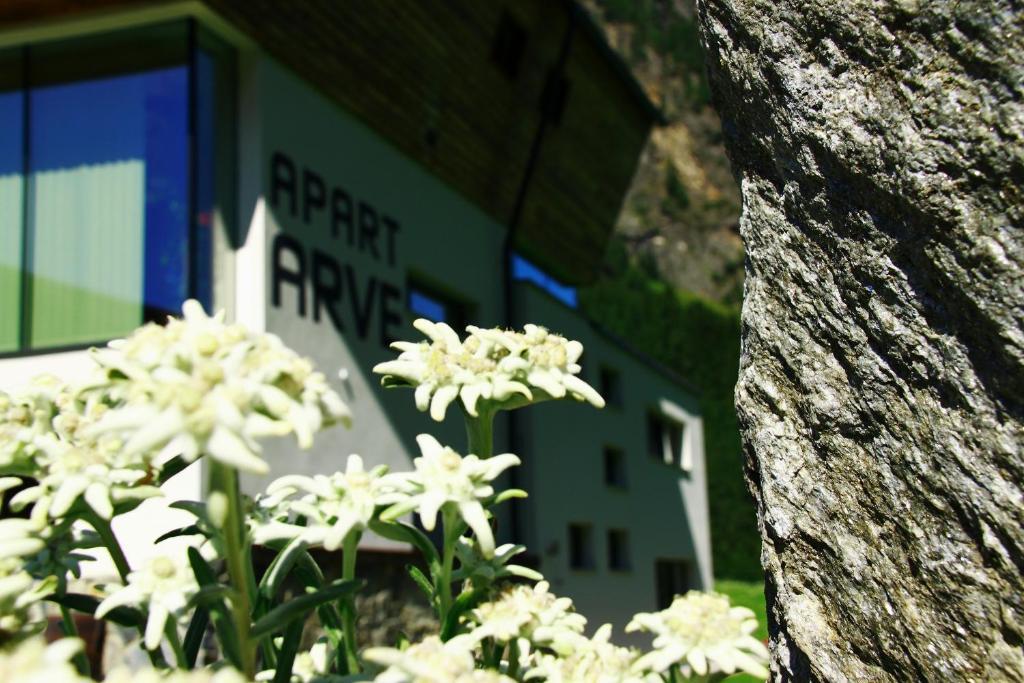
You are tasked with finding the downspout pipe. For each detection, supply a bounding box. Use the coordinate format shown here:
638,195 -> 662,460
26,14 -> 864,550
502,4 -> 577,546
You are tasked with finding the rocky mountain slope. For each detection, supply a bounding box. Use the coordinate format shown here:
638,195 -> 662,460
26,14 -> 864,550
583,0 -> 743,305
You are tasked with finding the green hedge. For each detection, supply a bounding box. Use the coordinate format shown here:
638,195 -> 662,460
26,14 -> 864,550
580,265 -> 762,581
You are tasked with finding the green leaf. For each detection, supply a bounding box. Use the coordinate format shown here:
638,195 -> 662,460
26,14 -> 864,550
46,593 -> 143,628
494,489 -> 528,505
156,454 -> 192,486
187,547 -> 242,669
171,500 -> 210,521
405,564 -> 435,604
259,537 -> 308,602
183,607 -> 210,668
187,584 -> 232,609
271,618 -> 305,683
369,520 -> 440,574
440,588 -> 487,641
155,524 -> 204,545
251,579 -> 362,640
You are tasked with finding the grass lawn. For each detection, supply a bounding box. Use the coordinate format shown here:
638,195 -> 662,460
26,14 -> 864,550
714,579 -> 769,681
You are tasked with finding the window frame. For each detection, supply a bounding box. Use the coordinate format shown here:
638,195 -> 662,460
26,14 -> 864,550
0,19 -> 235,359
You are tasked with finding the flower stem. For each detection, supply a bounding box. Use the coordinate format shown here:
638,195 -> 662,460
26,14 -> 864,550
59,604 -> 91,677
464,408 -> 494,458
438,506 -> 459,622
340,532 -> 361,674
210,462 -> 256,679
165,621 -> 188,669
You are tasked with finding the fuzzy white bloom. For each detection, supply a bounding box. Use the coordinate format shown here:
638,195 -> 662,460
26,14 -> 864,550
104,666 -> 249,683
524,624 -> 657,683
256,638 -> 330,683
253,454 -> 392,551
626,591 -> 769,679
373,319 -> 603,422
82,300 -> 351,475
452,538 -> 543,586
0,636 -> 88,683
365,635 -> 512,683
0,556 -> 56,640
0,377 -> 65,474
466,581 -> 587,658
95,554 -> 199,651
381,435 -> 519,557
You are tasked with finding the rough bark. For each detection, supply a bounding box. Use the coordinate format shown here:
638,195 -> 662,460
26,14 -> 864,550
694,1 -> 1024,680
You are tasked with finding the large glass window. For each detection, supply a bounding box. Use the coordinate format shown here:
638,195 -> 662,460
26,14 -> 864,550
0,21 -> 234,354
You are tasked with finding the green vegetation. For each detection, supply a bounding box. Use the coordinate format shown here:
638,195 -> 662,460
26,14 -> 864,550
580,243 -> 762,582
594,0 -> 711,107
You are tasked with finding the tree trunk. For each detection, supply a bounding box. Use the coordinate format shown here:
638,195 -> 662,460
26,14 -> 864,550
694,1 -> 1024,680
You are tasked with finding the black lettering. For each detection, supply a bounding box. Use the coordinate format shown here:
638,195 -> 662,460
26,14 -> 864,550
345,265 -> 377,340
379,281 -> 402,348
358,202 -> 380,260
272,233 -> 306,316
312,250 -> 344,333
270,152 -> 296,216
331,187 -> 353,242
383,216 -> 401,267
302,169 -> 326,225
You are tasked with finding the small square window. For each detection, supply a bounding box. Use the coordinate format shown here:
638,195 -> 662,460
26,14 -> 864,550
655,559 -> 694,609
608,529 -> 631,571
406,276 -> 472,332
600,366 -> 623,408
603,446 -> 627,489
568,523 -> 594,571
647,413 -> 687,470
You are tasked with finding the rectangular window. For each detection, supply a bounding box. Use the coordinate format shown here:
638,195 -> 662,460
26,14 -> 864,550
600,365 -> 623,408
607,529 -> 631,571
0,22 -> 234,354
648,412 -> 686,470
603,446 -> 627,489
568,523 -> 594,571
406,275 -> 473,331
511,253 -> 577,308
655,559 -> 693,609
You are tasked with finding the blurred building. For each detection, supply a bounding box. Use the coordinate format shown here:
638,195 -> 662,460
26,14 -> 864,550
0,1 -> 712,632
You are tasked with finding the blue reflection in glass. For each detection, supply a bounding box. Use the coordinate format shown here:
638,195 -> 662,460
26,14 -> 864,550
28,66 -> 188,343
511,253 -> 578,308
409,289 -> 448,322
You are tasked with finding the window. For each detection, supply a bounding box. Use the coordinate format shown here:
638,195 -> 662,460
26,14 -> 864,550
0,22 -> 234,354
607,529 -> 631,571
406,276 -> 472,331
568,523 -> 594,570
511,253 -> 577,308
491,10 -> 527,81
647,412 -> 688,471
603,446 -> 627,489
655,559 -> 694,609
600,365 -> 623,408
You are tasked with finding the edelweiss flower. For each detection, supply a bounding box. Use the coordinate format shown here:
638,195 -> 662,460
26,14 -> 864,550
466,581 -> 587,657
82,300 -> 351,475
373,319 -> 603,422
626,591 -> 769,679
524,624 -> 657,683
0,556 -> 56,641
365,635 -> 512,683
452,538 -> 543,587
0,636 -> 89,683
105,666 -> 248,683
253,454 -> 392,550
0,378 -> 62,474
256,638 -> 331,683
96,554 -> 199,650
380,435 -> 519,557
